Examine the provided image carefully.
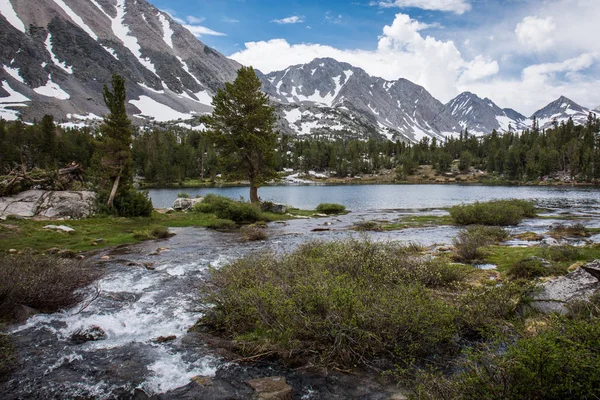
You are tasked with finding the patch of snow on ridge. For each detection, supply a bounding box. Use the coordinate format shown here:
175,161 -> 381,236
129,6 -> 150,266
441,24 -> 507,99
3,66 -> 24,83
176,56 -> 202,86
33,75 -> 70,100
51,0 -> 98,40
111,0 -> 158,75
45,34 -> 73,74
157,13 -> 173,49
0,0 -> 25,32
130,96 -> 193,121
0,80 -> 29,103
284,108 -> 302,124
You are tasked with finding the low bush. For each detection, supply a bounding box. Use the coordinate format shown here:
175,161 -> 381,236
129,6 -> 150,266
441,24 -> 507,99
542,245 -> 583,262
315,203 -> 346,215
0,253 -> 101,322
450,199 -> 536,226
353,221 -> 383,231
206,219 -> 236,230
240,224 -> 267,241
201,239 -> 469,368
414,316 -> 600,400
549,222 -> 590,238
97,189 -> 153,217
0,331 -> 17,381
453,226 -> 509,263
177,192 -> 190,199
195,194 -> 262,223
507,258 -> 550,280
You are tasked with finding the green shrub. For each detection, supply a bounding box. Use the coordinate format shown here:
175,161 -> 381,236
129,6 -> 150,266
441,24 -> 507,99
450,200 -> 536,226
200,239 -> 466,368
150,226 -> 171,239
195,194 -> 261,222
353,221 -> 383,231
414,316 -> 600,400
206,219 -> 236,230
177,192 -> 190,199
542,245 -> 583,262
97,189 -> 153,217
508,258 -> 549,280
549,222 -> 589,238
240,224 -> 267,241
316,203 -> 346,215
0,332 -> 17,381
453,226 -> 509,263
0,253 -> 101,322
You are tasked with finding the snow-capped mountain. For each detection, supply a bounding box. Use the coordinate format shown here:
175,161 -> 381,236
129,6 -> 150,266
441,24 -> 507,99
0,0 -> 239,123
260,58 -> 461,142
444,92 -> 528,135
531,96 -> 591,130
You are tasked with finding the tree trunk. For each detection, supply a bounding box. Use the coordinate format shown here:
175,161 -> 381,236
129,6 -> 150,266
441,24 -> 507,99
106,168 -> 123,208
249,185 -> 259,203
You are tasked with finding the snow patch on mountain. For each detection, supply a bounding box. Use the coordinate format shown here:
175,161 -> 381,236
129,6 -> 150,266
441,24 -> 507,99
157,13 -> 173,49
111,0 -> 158,75
0,80 -> 30,120
130,96 -> 193,121
0,0 -> 25,32
51,0 -> 98,40
33,76 -> 70,100
45,34 -> 73,74
3,65 -> 24,83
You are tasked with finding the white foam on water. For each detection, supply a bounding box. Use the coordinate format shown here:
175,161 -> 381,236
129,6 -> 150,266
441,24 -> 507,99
142,351 -> 218,394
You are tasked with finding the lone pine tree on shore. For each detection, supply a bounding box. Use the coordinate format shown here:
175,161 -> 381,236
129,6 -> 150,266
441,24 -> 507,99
205,66 -> 278,203
100,74 -> 134,208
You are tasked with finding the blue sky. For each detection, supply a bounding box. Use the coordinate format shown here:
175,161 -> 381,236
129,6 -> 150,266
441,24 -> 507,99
156,0 -> 600,114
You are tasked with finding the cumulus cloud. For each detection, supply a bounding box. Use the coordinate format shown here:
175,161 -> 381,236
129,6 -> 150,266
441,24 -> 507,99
271,16 -> 305,24
515,16 -> 556,52
374,0 -> 471,14
231,13 -> 497,103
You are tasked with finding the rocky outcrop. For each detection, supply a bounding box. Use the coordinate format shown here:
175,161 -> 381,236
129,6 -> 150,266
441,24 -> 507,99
71,325 -> 107,343
532,260 -> 600,314
172,197 -> 203,211
0,190 -> 96,219
247,377 -> 292,400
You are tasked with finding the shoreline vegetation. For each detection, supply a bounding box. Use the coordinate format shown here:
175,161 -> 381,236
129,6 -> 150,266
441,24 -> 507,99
2,196 -> 600,397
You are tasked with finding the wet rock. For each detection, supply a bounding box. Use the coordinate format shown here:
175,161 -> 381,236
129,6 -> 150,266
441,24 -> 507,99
532,260 -> 600,314
154,335 -> 177,343
247,377 -> 292,400
191,375 -> 213,386
71,326 -> 107,344
13,304 -> 39,322
263,203 -> 287,214
8,248 -> 17,253
43,224 -> 75,233
100,255 -> 111,260
514,232 -> 544,241
172,198 -> 203,211
311,228 -> 330,232
315,213 -> 328,217
525,256 -> 552,267
541,237 -> 560,246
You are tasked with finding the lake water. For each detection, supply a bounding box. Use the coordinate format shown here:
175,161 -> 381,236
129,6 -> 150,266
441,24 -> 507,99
148,184 -> 600,213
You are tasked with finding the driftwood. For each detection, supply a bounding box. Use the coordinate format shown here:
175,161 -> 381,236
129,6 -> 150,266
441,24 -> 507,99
0,163 -> 85,196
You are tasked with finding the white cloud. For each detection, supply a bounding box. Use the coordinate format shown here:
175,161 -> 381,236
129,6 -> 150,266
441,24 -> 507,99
374,0 -> 471,14
232,13 -> 497,103
183,25 -> 226,37
271,16 -> 305,24
223,17 -> 240,23
186,16 -> 206,24
515,16 -> 556,52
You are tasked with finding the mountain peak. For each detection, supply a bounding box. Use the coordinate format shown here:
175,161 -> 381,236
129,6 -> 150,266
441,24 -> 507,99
531,96 -> 589,129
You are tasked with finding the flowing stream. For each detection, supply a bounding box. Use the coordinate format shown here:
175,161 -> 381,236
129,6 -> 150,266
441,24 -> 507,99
3,184 -> 600,398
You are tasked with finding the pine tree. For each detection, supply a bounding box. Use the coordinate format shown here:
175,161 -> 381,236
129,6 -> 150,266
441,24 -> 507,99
40,114 -> 57,169
205,66 -> 278,203
100,74 -> 133,207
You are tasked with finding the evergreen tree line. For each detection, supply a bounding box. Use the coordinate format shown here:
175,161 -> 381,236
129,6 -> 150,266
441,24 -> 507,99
1,113 -> 599,184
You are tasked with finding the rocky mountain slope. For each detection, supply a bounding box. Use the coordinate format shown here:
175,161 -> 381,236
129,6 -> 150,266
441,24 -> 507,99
444,92 -> 529,134
531,96 -> 593,130
0,0 -> 239,124
0,0 -> 595,141
260,58 -> 461,142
